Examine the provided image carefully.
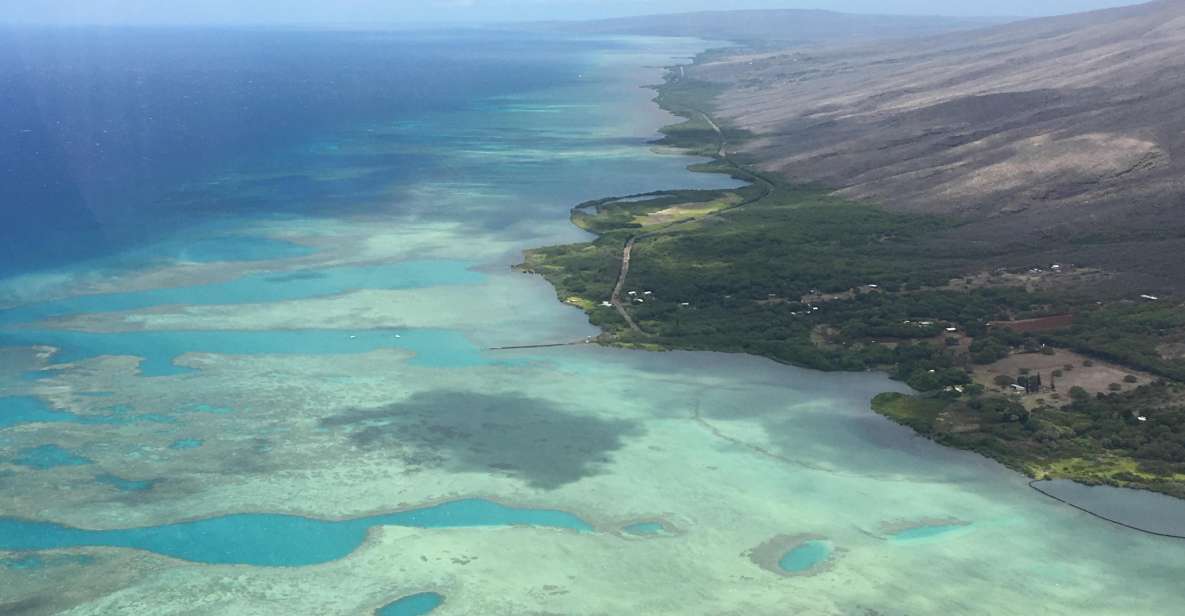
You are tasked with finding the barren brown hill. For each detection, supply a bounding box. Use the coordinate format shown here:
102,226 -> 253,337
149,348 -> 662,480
687,0 -> 1185,290
551,9 -> 1007,44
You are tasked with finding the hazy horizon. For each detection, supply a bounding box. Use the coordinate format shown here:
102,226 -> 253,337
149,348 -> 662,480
0,0 -> 1149,26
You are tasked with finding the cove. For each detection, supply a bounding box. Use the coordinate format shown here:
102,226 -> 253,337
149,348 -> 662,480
778,540 -> 832,573
0,498 -> 592,566
4,328 -> 491,377
1,260 -> 483,324
377,592 -> 444,616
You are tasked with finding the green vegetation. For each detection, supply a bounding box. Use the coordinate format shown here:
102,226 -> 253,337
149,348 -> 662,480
875,383 -> 1185,498
520,240 -> 624,331
1046,302 -> 1185,381
652,77 -> 753,156
569,189 -> 749,235
870,393 -> 948,433
521,59 -> 1185,500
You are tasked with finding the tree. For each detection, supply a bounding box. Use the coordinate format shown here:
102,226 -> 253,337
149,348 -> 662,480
907,370 -> 943,392
970,337 -> 1010,364
1069,386 -> 1090,401
994,375 -> 1016,389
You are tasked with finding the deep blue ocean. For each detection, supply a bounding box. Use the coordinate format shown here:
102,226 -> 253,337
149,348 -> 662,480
0,27 -> 607,277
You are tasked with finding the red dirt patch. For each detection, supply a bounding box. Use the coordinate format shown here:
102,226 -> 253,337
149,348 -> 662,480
988,314 -> 1074,333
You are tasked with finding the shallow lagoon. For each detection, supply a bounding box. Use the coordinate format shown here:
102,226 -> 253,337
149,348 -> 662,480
377,593 -> 444,616
0,499 -> 590,566
778,540 -> 832,573
889,524 -> 971,542
1,31 -> 1184,616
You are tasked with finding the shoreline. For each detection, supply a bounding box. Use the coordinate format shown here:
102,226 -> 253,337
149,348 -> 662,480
523,45 -> 1185,519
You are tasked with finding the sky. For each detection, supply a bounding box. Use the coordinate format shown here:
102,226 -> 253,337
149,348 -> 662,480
0,0 -> 1148,26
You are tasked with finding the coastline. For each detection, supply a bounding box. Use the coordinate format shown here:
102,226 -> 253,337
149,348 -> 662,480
6,32 -> 1185,615
522,45 -> 1185,512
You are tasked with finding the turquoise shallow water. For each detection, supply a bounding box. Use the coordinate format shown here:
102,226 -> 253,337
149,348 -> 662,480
890,524 -> 970,542
4,328 -> 490,377
13,445 -> 93,469
2,260 -> 482,323
1,396 -> 80,429
377,592 -> 444,616
778,540 -> 832,573
0,396 -> 176,429
0,499 -> 591,566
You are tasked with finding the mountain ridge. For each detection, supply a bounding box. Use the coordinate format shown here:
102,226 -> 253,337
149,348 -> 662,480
678,0 -> 1185,289
544,8 -> 1012,44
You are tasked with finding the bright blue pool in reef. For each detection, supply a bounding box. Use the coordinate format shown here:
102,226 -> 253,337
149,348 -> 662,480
0,260 -> 484,323
889,523 -> 970,542
3,327 -> 491,378
377,592 -> 444,616
0,498 -> 592,566
778,540 -> 833,573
